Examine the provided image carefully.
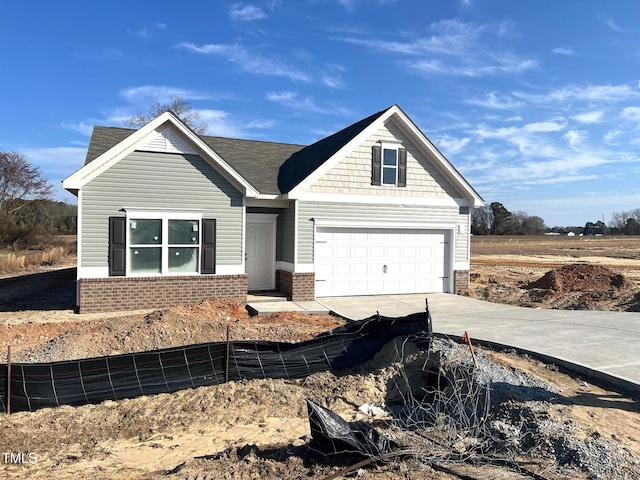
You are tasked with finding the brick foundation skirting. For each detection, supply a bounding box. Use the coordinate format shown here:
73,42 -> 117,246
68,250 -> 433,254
276,270 -> 315,301
78,274 -> 248,314
454,269 -> 470,295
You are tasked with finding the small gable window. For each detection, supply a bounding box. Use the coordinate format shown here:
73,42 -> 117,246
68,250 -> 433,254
382,148 -> 398,185
371,143 -> 407,187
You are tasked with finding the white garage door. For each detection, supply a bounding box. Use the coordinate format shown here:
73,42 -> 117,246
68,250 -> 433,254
314,227 -> 450,297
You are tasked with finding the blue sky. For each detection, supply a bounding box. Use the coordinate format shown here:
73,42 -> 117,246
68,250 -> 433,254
2,0 -> 640,227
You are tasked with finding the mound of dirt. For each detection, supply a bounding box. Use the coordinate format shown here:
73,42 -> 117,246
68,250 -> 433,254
10,300 -> 344,363
527,264 -> 631,294
470,262 -> 640,311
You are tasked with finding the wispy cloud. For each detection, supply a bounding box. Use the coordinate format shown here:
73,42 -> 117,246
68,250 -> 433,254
572,110 -> 604,124
136,23 -> 167,38
466,92 -> 524,109
335,0 -> 396,12
120,85 -> 216,104
266,91 -> 354,116
60,121 -> 94,137
602,16 -> 624,32
197,109 -> 274,138
434,134 -> 471,154
472,152 -> 607,185
229,3 -> 266,21
340,19 -> 484,56
23,146 -> 88,191
515,83 -> 640,104
552,47 -> 576,56
563,129 -> 587,148
29,147 -> 85,203
338,19 -> 537,78
321,64 -> 346,89
621,106 -> 640,121
408,56 -> 536,77
177,42 -> 310,82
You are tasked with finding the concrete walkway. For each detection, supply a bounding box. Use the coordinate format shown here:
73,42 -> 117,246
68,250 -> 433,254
316,293 -> 640,392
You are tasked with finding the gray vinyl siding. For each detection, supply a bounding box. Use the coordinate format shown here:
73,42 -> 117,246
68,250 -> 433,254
246,205 -> 294,262
296,201 -> 469,264
81,151 -> 243,268
277,201 -> 296,263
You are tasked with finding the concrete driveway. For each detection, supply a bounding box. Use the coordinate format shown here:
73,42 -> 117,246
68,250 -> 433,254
317,293 -> 640,392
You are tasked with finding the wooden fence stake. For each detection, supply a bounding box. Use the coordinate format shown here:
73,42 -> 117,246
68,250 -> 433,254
225,325 -> 230,383
462,331 -> 478,369
6,344 -> 11,414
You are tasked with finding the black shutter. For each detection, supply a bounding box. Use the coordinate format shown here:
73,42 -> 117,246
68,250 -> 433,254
201,218 -> 216,274
371,145 -> 381,185
397,148 -> 407,187
109,216 -> 126,276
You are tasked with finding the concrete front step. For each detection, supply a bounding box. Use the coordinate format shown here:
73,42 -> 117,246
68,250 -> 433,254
246,300 -> 331,316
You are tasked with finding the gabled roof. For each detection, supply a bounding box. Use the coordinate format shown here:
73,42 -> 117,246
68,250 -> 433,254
65,105 -> 484,207
82,126 -> 305,195
201,137 -> 304,195
85,127 -> 135,164
63,111 -> 260,197
283,104 -> 484,207
277,108 -> 387,193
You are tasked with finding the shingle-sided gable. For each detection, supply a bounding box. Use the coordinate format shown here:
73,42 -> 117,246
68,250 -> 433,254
307,117 -> 462,199
276,108 -> 388,193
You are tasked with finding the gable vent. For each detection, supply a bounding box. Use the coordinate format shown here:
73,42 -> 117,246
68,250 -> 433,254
141,126 -> 197,154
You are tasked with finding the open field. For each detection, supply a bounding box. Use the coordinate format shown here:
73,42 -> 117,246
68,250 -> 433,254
0,236 -> 639,479
470,235 -> 640,311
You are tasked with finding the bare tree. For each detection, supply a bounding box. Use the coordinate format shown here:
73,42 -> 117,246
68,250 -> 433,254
521,215 -> 546,235
471,205 -> 493,235
123,96 -> 208,135
0,151 -> 53,222
610,208 -> 640,234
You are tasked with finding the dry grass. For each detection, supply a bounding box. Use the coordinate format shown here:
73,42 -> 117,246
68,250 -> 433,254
0,236 -> 76,274
471,234 -> 640,259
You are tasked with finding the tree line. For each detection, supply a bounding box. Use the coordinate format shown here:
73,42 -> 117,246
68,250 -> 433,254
609,208 -> 640,235
471,202 -> 546,235
0,151 -> 76,249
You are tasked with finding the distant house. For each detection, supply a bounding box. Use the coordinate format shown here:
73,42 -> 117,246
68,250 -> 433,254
63,105 -> 484,313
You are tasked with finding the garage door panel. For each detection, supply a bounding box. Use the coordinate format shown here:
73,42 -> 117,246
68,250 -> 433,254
387,246 -> 401,257
315,227 -> 449,297
316,264 -> 333,276
369,262 -> 384,275
335,263 -> 351,276
386,263 -> 401,274
402,246 -> 417,257
353,263 -> 368,276
402,263 -> 416,275
354,246 -> 368,257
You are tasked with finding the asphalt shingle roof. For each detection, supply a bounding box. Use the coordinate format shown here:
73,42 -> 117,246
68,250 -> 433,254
201,136 -> 304,195
84,107 -> 391,195
276,108 -> 388,193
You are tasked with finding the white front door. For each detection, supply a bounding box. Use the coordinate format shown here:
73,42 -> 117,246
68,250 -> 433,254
314,227 -> 450,297
246,220 -> 276,290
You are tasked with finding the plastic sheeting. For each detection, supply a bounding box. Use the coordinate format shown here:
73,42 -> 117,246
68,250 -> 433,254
1,311 -> 431,413
306,399 -> 395,457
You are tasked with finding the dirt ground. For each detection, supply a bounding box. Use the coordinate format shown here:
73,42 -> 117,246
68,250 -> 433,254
469,235 -> 640,311
1,237 -> 639,479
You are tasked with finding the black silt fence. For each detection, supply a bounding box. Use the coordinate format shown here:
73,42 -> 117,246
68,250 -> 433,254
1,312 -> 431,413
